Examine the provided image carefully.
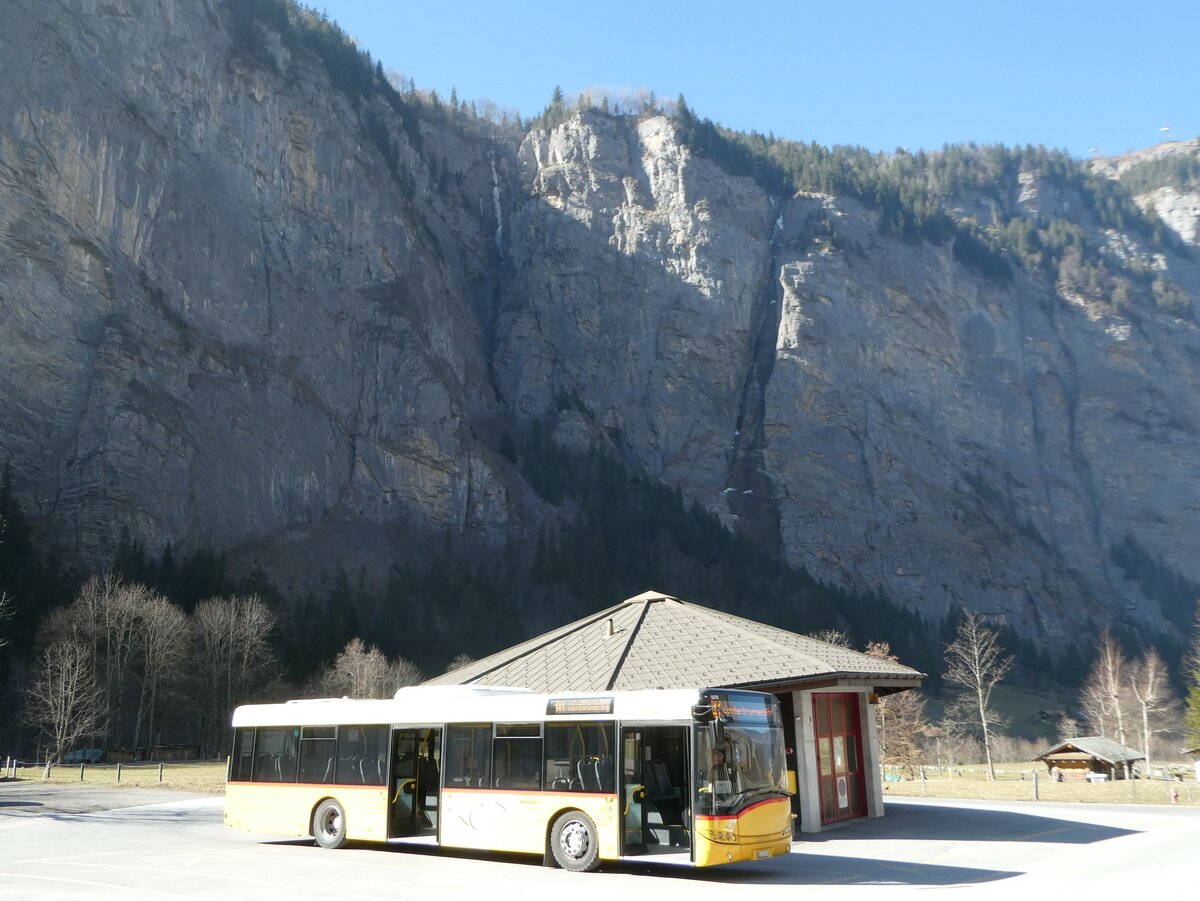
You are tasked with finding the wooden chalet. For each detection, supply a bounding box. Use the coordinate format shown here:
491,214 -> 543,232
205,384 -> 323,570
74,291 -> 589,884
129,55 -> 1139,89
1036,736 -> 1144,782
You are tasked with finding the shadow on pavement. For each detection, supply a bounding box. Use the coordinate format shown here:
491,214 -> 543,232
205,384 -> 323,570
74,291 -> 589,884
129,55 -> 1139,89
613,851 -> 1019,886
795,800 -> 1137,845
365,841 -> 1014,887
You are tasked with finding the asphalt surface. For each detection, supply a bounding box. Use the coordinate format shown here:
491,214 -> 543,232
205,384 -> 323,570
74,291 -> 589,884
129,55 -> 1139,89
2,782 -> 1199,899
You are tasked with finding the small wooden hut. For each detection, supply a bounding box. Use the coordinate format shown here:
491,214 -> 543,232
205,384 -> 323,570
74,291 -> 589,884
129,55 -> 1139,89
1036,737 -> 1144,781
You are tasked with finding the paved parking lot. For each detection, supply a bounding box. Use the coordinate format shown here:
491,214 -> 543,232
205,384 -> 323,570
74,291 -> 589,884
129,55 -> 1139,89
2,783 -> 1198,898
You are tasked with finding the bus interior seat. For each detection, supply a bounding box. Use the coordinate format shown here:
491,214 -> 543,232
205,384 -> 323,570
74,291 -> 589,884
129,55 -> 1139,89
576,758 -> 596,792
645,759 -> 676,800
642,759 -> 686,846
596,756 -> 613,792
418,756 -> 440,805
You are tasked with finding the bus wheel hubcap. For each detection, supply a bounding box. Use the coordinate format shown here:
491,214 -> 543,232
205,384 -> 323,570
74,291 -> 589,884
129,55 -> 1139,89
561,821 -> 589,858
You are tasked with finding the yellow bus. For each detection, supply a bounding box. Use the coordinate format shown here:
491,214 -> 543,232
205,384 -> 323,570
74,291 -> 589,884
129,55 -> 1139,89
226,685 -> 792,871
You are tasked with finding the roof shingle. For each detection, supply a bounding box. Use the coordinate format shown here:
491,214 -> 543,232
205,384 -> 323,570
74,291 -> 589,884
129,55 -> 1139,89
425,590 -> 924,692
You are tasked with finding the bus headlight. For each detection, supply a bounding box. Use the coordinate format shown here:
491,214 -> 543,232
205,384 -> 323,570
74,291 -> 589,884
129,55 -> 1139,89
702,818 -> 739,843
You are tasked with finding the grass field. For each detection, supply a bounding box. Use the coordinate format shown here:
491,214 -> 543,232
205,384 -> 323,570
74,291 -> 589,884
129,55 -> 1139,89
882,762 -> 1200,806
920,684 -> 1073,743
10,760 -> 228,793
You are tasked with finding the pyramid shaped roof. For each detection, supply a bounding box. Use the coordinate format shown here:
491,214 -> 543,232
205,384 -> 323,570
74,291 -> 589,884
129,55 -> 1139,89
425,590 -> 924,693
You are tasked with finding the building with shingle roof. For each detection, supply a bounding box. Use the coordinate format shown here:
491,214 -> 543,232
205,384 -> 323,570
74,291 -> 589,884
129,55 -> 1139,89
427,589 -> 924,832
1036,736 -> 1146,781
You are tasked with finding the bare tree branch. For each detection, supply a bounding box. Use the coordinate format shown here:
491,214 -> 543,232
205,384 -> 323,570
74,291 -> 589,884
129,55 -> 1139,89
313,637 -> 421,699
942,614 -> 1012,780
0,591 -> 14,649
866,641 -> 930,773
193,594 -> 278,756
1079,630 -> 1134,775
24,639 -> 103,763
1128,647 -> 1179,775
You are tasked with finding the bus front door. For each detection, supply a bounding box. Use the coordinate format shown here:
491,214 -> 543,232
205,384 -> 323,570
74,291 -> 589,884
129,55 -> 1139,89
621,725 -> 691,858
390,727 -> 442,838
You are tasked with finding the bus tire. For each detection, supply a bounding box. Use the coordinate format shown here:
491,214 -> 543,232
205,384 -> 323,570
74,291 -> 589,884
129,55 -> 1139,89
550,810 -> 600,872
313,799 -> 348,849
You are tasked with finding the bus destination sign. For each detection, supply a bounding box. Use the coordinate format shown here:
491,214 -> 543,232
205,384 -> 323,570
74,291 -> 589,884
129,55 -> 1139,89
545,697 -> 615,716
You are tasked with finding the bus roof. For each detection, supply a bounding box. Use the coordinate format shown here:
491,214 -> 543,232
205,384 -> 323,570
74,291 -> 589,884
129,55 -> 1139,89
230,685 -> 753,728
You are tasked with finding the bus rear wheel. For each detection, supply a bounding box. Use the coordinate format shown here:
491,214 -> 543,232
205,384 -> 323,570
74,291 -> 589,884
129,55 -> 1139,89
550,810 -> 600,872
313,799 -> 347,849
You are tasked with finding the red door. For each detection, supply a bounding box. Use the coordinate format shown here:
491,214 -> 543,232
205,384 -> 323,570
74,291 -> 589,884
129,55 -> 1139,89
813,693 -> 866,824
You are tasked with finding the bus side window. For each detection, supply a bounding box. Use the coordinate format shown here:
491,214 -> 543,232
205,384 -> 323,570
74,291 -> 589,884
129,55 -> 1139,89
230,728 -> 254,781
299,726 -> 335,784
493,724 -> 541,790
544,723 -> 614,793
338,725 -> 387,785
252,727 -> 298,783
445,724 -> 491,789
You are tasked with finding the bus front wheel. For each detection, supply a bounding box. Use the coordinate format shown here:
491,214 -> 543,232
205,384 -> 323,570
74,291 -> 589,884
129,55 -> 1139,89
550,810 -> 600,872
313,799 -> 348,849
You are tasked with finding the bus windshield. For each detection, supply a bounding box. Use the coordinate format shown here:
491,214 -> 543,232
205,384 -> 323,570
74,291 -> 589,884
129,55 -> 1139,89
694,691 -> 789,817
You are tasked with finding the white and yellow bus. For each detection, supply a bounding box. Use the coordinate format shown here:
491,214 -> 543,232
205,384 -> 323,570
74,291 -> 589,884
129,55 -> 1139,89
226,685 -> 792,871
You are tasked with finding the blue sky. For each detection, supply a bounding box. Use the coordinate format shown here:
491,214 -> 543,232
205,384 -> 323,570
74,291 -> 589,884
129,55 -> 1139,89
317,1 -> 1198,159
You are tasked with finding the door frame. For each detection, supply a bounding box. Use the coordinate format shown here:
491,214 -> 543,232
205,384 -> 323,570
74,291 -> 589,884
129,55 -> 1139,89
811,693 -> 866,825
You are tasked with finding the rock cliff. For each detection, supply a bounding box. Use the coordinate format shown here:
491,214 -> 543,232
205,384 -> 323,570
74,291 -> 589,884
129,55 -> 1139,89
2,0 -> 1198,646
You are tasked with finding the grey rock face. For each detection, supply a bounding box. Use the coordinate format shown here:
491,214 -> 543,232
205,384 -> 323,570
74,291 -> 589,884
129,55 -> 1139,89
0,0 -> 513,575
498,113 -> 773,502
763,195 -> 1200,639
1090,139 -> 1200,248
2,1 -> 1198,644
501,125 -> 1200,641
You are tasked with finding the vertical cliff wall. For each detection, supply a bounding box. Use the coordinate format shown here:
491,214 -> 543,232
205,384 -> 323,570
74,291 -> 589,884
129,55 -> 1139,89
2,0 -> 1199,645
0,0 -> 526,577
501,116 -> 1200,643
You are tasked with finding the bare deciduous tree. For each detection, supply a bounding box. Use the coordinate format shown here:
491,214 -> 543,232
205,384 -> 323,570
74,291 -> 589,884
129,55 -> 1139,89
1056,714 -> 1081,739
866,641 -> 929,774
0,512 -> 10,649
42,575 -> 151,750
1128,648 -> 1178,776
24,639 -> 103,763
942,613 -> 1013,781
131,594 -> 190,754
1187,608 -> 1200,747
1079,631 -> 1134,775
313,637 -> 421,699
444,653 -> 475,674
194,594 -> 278,757
808,629 -> 851,648
0,590 -> 14,649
